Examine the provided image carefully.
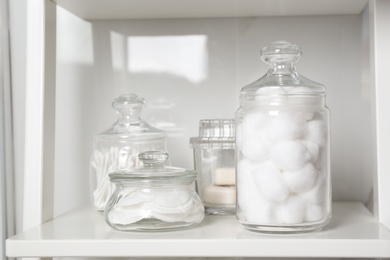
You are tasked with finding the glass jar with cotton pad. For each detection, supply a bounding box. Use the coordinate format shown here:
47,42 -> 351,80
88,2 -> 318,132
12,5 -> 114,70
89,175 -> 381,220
105,151 -> 204,231
190,119 -> 236,215
89,93 -> 167,211
235,41 -> 331,233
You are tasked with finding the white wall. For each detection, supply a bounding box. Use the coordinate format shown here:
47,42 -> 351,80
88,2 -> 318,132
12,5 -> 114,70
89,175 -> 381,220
54,6 -> 373,217
7,0 -> 374,222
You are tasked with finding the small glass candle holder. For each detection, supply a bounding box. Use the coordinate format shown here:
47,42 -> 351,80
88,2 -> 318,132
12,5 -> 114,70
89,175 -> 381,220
190,119 -> 236,215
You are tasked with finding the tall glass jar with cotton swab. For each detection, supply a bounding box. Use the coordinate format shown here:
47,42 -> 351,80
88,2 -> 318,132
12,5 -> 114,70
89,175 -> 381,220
235,41 -> 331,233
89,93 -> 167,211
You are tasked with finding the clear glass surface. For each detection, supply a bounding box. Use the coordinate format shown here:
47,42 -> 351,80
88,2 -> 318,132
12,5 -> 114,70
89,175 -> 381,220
89,93 -> 167,211
190,119 -> 236,215
235,41 -> 331,233
105,151 -> 205,232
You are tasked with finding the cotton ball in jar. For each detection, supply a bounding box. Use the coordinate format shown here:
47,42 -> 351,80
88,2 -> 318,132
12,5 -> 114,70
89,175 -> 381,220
304,120 -> 327,147
283,163 -> 318,194
297,111 -> 315,122
270,140 -> 313,171
256,86 -> 287,96
236,159 -> 262,213
236,123 -> 243,150
302,140 -> 320,164
298,171 -> 328,204
238,112 -> 270,151
252,160 -> 289,203
241,134 -> 270,163
304,202 -> 326,222
245,195 -> 280,224
289,86 -> 317,94
265,112 -> 306,142
313,148 -> 326,170
278,195 -> 306,224
241,111 -> 270,136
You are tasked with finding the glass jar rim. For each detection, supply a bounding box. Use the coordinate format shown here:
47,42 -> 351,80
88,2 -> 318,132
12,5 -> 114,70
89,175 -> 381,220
109,151 -> 197,183
190,119 -> 236,149
109,168 -> 197,184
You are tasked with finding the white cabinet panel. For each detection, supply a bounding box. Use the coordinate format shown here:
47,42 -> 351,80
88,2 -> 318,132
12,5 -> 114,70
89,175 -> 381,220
7,0 -> 390,258
6,203 -> 390,258
371,0 -> 390,229
53,0 -> 368,20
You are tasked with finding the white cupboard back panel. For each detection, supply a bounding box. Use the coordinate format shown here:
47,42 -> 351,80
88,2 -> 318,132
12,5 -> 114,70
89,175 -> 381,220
53,255 -> 375,260
54,6 -> 373,217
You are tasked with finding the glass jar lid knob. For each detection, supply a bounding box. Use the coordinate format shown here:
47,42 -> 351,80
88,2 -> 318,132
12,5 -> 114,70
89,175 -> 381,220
139,151 -> 169,167
112,93 -> 145,115
261,40 -> 302,64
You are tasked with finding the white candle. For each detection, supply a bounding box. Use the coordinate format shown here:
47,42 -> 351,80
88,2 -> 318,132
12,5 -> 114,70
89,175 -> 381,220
203,185 -> 236,205
214,167 -> 236,186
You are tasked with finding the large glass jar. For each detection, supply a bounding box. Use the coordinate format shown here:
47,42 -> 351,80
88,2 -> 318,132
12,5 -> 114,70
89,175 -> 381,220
89,93 -> 167,211
235,41 -> 331,233
190,119 -> 236,215
105,151 -> 205,232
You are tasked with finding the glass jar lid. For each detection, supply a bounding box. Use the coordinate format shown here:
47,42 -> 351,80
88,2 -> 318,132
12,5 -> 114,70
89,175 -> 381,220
109,151 -> 197,184
96,93 -> 166,140
190,119 -> 235,149
240,40 -> 325,101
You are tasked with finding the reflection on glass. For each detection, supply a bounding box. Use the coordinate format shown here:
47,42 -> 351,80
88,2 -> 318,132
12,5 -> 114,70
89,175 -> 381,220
146,97 -> 184,138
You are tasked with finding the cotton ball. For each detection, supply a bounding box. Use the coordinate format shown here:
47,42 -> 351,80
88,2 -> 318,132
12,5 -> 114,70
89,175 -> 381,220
266,112 -> 305,142
245,195 -> 280,224
236,159 -> 261,212
305,120 -> 327,147
284,111 -> 314,122
256,86 -> 286,96
289,86 -> 315,94
252,160 -> 289,203
278,195 -> 306,224
283,163 -> 318,193
270,140 -> 312,171
313,148 -> 327,170
304,202 -> 326,222
298,171 -> 328,204
241,111 -> 270,136
295,111 -> 314,122
238,112 -> 269,152
236,123 -> 243,150
236,158 -> 258,177
237,158 -> 256,173
241,134 -> 270,162
302,141 -> 320,164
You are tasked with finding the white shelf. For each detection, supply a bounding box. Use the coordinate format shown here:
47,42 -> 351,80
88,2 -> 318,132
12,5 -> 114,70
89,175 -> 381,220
6,202 -> 390,258
52,0 -> 368,20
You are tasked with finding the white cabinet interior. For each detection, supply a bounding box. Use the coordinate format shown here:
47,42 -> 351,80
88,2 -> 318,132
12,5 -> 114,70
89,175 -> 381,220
7,0 -> 390,258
